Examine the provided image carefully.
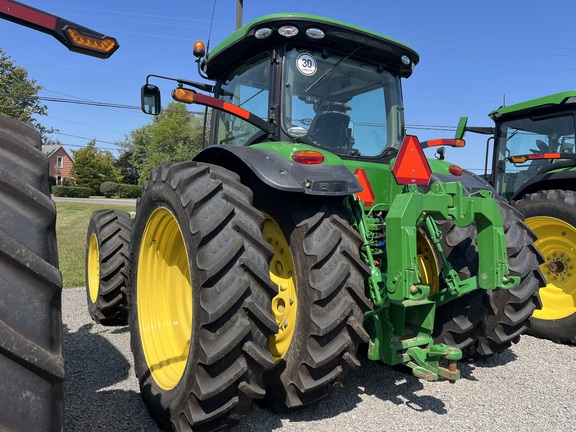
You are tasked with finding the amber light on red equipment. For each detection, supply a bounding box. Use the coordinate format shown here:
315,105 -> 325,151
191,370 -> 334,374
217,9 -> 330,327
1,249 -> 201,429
291,150 -> 325,164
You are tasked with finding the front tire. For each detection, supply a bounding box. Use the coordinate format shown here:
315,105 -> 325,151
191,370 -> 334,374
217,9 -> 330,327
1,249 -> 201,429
252,189 -> 371,411
513,189 -> 576,344
86,209 -> 132,326
0,116 -> 64,431
129,162 -> 277,431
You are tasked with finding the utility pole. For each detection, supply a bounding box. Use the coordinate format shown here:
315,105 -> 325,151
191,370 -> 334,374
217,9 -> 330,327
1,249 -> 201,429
236,0 -> 243,29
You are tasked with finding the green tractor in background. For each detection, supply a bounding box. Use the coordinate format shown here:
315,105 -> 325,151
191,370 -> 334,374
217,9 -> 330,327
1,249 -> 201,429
456,91 -> 576,344
86,14 -> 543,431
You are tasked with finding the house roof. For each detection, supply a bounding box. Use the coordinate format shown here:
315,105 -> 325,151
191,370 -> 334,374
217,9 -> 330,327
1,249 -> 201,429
42,144 -> 73,161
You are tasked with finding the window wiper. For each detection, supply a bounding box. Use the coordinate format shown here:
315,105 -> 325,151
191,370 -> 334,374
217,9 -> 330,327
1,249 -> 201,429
305,47 -> 361,94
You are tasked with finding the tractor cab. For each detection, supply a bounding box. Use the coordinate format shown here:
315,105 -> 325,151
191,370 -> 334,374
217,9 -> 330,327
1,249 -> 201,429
144,14 -> 418,160
457,92 -> 576,201
489,93 -> 576,200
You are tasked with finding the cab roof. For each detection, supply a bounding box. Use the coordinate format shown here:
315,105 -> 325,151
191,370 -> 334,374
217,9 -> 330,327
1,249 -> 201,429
203,13 -> 419,79
489,90 -> 576,119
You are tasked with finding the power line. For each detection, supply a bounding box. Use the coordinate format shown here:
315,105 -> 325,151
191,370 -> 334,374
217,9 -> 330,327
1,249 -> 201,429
33,4 -> 234,25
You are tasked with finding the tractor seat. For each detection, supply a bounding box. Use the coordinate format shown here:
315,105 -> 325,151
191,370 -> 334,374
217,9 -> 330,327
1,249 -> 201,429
307,102 -> 353,151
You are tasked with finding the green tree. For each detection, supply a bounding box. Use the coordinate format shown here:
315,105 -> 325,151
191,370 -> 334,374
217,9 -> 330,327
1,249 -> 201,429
0,46 -> 52,138
119,101 -> 206,183
115,149 -> 139,185
70,140 -> 119,194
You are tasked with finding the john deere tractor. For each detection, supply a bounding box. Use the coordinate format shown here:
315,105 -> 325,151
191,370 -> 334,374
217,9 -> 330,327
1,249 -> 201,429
456,91 -> 576,344
0,1 -> 118,431
86,14 -> 543,431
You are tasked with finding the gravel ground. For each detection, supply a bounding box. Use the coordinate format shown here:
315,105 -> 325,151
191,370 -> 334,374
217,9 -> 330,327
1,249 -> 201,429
63,287 -> 576,432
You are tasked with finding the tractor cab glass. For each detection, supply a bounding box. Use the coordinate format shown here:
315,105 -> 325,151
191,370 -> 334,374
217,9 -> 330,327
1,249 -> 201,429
494,113 -> 576,199
213,54 -> 270,146
283,47 -> 404,157
211,45 -> 405,157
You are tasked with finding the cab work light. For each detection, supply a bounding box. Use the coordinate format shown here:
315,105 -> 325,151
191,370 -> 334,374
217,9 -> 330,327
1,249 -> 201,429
392,135 -> 432,185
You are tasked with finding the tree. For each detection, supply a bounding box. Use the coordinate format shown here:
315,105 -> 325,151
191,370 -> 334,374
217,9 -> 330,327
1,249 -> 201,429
115,149 -> 139,185
119,101 -> 206,183
70,140 -> 119,194
0,46 -> 52,138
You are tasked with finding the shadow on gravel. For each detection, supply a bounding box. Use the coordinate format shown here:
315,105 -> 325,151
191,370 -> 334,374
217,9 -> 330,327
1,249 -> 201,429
238,355 -> 448,431
63,323 -> 158,431
458,348 -> 518,380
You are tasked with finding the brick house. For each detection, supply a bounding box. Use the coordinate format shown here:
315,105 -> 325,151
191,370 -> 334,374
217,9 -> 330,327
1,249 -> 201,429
42,145 -> 74,186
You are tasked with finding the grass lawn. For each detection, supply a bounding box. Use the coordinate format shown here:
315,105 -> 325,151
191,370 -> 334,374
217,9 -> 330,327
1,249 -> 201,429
56,201 -> 135,288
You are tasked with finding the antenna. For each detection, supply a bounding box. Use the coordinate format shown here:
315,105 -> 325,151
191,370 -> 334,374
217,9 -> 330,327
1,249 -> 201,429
206,0 -> 217,54
236,0 -> 244,29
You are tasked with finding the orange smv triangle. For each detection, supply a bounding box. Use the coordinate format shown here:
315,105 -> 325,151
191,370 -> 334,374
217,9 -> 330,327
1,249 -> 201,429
392,135 -> 431,186
353,168 -> 375,206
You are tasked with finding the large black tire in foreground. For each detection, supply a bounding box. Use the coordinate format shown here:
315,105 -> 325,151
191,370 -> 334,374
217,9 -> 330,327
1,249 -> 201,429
129,162 -> 277,432
513,190 -> 576,344
86,209 -> 132,326
0,116 -> 64,431
250,187 -> 371,411
434,199 -> 543,358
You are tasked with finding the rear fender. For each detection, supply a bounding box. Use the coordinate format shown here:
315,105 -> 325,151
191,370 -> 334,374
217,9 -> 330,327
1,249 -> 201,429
194,145 -> 362,196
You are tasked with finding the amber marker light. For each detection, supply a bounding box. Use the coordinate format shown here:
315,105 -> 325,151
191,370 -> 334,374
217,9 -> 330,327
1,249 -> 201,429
291,150 -> 325,164
172,88 -> 196,104
423,138 -> 466,148
64,27 -> 118,55
193,41 -> 205,58
509,155 -> 528,163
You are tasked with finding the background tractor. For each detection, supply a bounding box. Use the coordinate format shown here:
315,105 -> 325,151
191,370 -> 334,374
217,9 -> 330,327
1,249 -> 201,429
456,91 -> 576,344
86,14 -> 543,431
0,1 -> 118,431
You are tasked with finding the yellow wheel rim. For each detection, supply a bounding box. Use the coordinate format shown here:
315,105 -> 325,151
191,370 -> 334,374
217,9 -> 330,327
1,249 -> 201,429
417,230 -> 440,295
264,216 -> 297,364
87,233 -> 100,304
137,207 -> 192,390
527,216 -> 576,320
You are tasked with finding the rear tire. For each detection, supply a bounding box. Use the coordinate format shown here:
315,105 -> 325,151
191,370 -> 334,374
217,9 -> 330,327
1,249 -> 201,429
129,162 -> 277,431
433,199 -> 543,357
475,200 -> 543,356
0,115 -> 64,431
86,209 -> 132,326
252,189 -> 371,411
513,189 -> 576,344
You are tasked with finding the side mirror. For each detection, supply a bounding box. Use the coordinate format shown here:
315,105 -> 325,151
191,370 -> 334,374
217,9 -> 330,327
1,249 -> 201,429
141,84 -> 161,115
455,116 -> 468,139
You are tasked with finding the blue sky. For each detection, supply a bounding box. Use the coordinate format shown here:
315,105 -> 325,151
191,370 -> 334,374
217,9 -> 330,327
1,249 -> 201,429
1,0 -> 575,174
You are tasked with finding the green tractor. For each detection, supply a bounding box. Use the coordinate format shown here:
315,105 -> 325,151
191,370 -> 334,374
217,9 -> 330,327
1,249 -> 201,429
456,91 -> 576,344
0,1 -> 118,431
86,14 -> 543,431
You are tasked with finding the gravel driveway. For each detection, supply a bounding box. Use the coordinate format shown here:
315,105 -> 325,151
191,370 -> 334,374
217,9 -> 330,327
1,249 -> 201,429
63,287 -> 575,431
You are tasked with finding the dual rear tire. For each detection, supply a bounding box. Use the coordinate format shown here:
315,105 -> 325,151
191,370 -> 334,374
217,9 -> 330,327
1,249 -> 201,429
433,199 -> 543,358
128,162 -> 277,431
